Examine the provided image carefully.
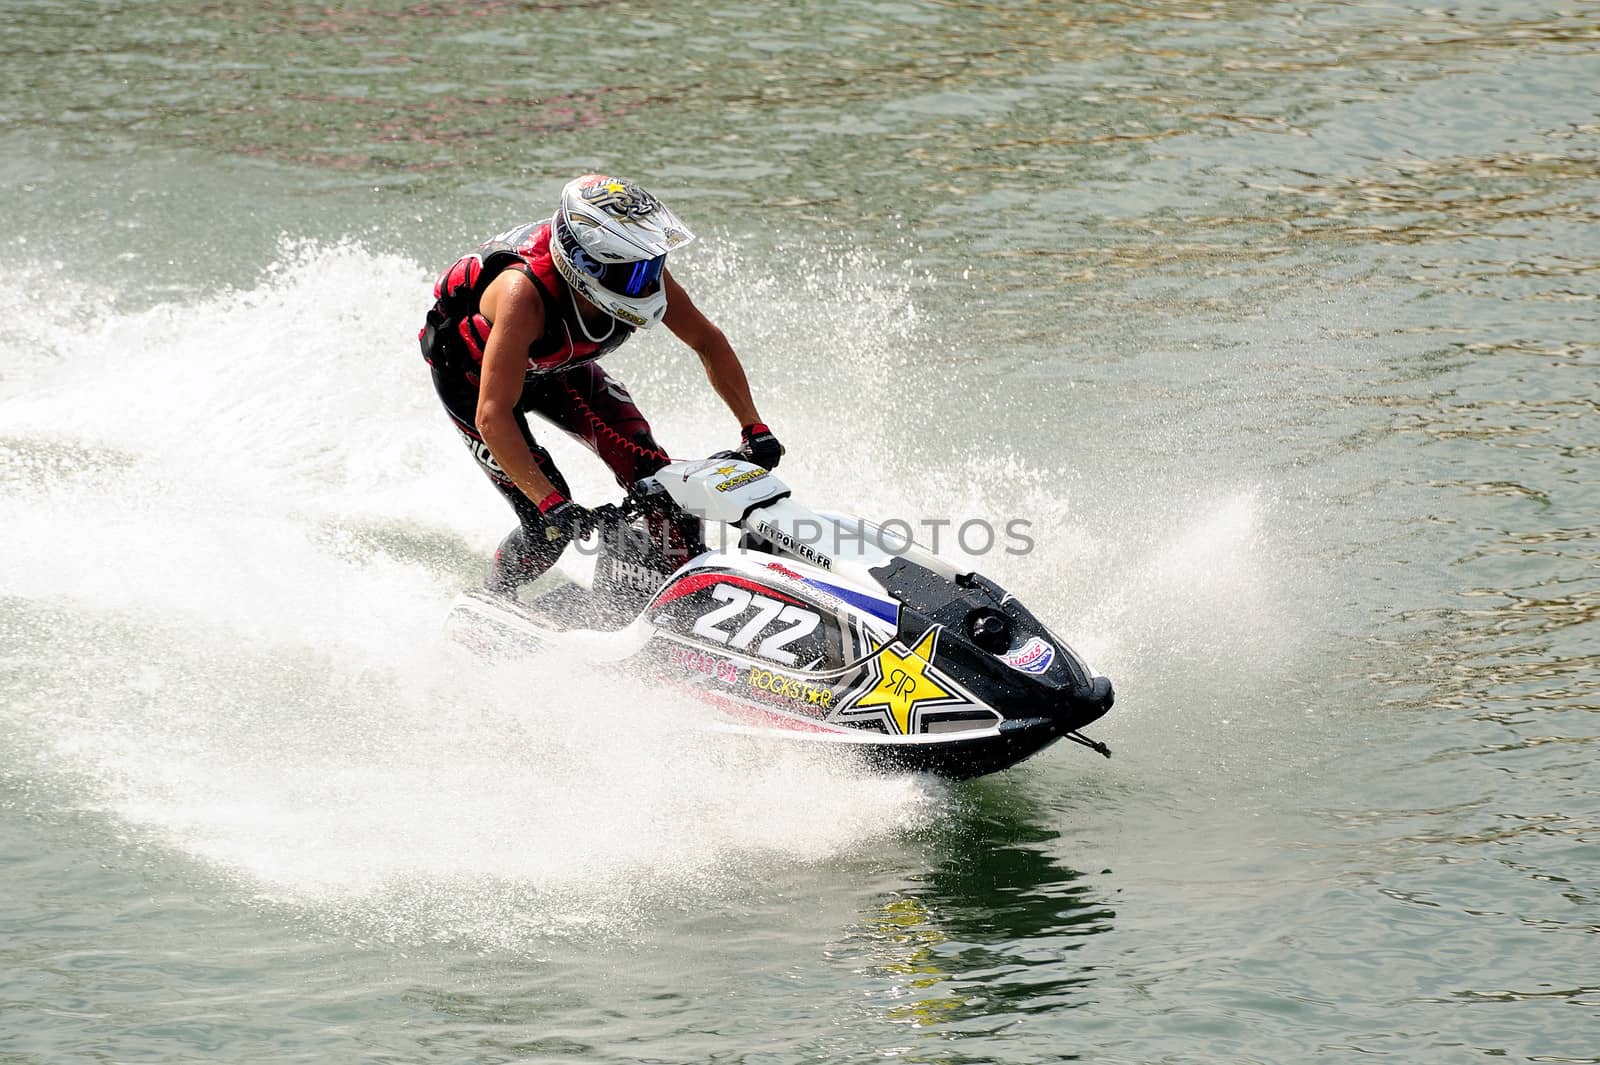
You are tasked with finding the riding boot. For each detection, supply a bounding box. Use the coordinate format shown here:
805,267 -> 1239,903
485,525 -> 564,597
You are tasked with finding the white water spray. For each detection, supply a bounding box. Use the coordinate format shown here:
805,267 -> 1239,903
0,236 -> 1298,947
0,240 -> 945,948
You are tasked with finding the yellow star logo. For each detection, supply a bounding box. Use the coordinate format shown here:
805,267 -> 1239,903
850,628 -> 952,735
716,465 -> 737,476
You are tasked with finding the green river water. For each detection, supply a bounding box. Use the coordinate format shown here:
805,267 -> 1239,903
2,1 -> 1597,1062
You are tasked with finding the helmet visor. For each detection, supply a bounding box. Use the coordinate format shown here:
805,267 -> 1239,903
598,254 -> 665,298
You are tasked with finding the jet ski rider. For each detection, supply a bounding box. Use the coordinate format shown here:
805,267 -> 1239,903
420,174 -> 784,596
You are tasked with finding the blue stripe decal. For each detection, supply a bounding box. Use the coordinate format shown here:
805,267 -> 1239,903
802,578 -> 898,624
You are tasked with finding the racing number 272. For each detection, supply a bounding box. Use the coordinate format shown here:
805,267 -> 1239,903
692,586 -> 819,666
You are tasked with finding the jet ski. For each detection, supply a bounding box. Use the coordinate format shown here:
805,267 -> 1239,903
445,456 -> 1114,780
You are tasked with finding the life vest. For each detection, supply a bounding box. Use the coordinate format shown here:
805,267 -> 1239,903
420,220 -> 634,381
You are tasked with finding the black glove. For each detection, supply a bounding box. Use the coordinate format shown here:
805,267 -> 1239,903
539,498 -> 596,547
740,422 -> 784,470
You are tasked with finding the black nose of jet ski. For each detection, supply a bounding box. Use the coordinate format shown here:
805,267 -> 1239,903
1089,675 -> 1114,713
1060,675 -> 1115,727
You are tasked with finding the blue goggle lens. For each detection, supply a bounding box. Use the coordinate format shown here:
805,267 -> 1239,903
604,255 -> 665,297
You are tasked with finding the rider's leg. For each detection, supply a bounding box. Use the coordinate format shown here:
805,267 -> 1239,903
430,364 -> 574,595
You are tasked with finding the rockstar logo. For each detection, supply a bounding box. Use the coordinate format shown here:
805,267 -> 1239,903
843,628 -> 959,735
715,465 -> 737,476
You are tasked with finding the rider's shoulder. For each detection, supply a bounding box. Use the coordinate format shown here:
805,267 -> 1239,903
488,265 -> 541,302
482,266 -> 544,326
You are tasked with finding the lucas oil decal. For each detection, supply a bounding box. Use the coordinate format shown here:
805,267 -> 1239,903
1001,636 -> 1055,675
669,645 -> 738,684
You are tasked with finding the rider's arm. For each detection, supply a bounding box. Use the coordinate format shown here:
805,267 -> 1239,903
661,269 -> 762,429
475,271 -> 563,506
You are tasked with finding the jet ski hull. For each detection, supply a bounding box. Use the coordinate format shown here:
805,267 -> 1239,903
444,457 -> 1113,780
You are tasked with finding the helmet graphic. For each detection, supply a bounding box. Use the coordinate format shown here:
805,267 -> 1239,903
548,175 -> 696,329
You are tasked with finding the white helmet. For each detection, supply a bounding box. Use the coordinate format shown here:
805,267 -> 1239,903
548,174 -> 696,329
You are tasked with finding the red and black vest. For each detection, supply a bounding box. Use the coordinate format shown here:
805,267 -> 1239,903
420,220 -> 633,384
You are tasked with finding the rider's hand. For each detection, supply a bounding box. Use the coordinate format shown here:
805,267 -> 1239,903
740,422 -> 784,470
538,495 -> 596,546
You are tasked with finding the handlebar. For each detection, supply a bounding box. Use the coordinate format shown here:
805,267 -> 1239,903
589,446 -> 754,530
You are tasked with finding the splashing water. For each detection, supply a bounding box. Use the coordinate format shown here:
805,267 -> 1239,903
0,236 -> 1289,948
0,239 -> 955,949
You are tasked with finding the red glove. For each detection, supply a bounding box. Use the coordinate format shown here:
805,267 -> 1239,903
740,423 -> 784,469
536,492 -> 595,544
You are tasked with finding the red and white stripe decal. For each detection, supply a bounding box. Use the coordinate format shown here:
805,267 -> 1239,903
651,572 -> 803,611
